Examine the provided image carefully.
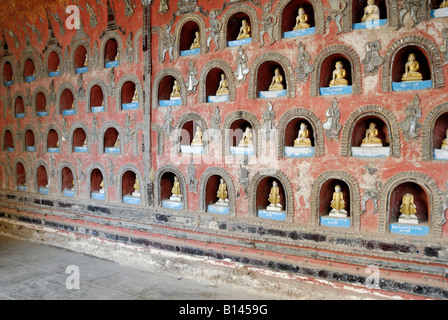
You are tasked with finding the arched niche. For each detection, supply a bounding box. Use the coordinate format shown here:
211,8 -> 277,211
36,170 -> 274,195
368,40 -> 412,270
389,182 -> 429,224
278,108 -> 324,158
174,14 -> 206,58
220,4 -> 259,49
223,111 -> 259,156
382,36 -> 444,92
310,171 -> 360,230
341,105 -> 400,157
72,128 -> 88,153
36,165 -> 49,191
24,130 -> 35,152
59,87 -> 76,115
104,38 -> 119,67
154,165 -> 187,209
352,0 -> 388,23
47,51 -> 60,74
311,45 -> 362,96
199,59 -> 235,103
103,126 -> 121,154
3,130 -> 14,151
247,169 -> 294,223
47,129 -> 59,152
73,44 -> 88,72
205,67 -> 229,102
318,179 -> 351,219
119,78 -> 141,110
121,168 -> 142,204
391,45 -> 431,83
3,61 -> 13,85
23,58 -> 36,81
320,55 -> 353,88
174,113 -> 208,155
35,91 -> 47,116
256,176 -> 287,219
90,168 -> 105,200
256,61 -> 287,98
422,103 -> 448,161
89,84 -> 105,113
14,96 -> 25,118
61,166 -> 75,196
16,162 -> 26,190
249,53 -> 295,99
199,168 -> 236,216
158,75 -> 183,107
274,0 -> 325,39
280,0 -> 316,36
379,172 -> 443,237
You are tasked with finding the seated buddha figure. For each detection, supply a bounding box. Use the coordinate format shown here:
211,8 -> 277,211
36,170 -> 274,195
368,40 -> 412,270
190,31 -> 200,50
268,68 -> 284,91
401,53 -> 423,82
293,7 -> 310,30
329,61 -> 348,87
294,123 -> 312,147
191,126 -> 203,146
216,73 -> 229,96
170,80 -> 181,98
360,122 -> 383,147
239,127 -> 253,147
361,0 -> 380,22
441,128 -> 448,150
236,19 -> 251,40
440,0 -> 448,8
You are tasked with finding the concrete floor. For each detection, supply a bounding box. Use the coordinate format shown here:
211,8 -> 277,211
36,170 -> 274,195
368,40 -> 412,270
0,235 -> 269,300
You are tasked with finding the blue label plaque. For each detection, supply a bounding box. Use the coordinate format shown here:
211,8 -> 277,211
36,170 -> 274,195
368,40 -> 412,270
320,216 -> 351,228
258,209 -> 286,221
180,48 -> 200,56
105,60 -> 119,68
283,27 -> 315,39
76,67 -> 88,74
162,200 -> 183,210
207,205 -> 230,215
122,102 -> 138,110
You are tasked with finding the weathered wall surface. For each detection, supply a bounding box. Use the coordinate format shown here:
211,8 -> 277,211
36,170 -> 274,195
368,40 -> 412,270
0,0 -> 448,299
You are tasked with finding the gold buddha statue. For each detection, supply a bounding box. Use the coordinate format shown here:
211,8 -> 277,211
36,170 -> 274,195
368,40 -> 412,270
99,180 -> 104,193
329,61 -> 348,87
268,68 -> 284,91
361,122 -> 383,147
170,80 -> 181,98
239,127 -> 253,147
441,129 -> 448,149
267,181 -> 282,209
216,178 -> 229,204
330,185 -> 347,215
294,123 -> 312,147
131,89 -> 138,102
399,193 -> 417,220
401,53 -> 423,82
293,7 -> 310,30
236,19 -> 251,40
133,178 -> 140,196
361,0 -> 380,22
216,74 -> 229,96
191,126 -> 203,146
71,179 -> 75,190
171,176 -> 181,198
83,56 -> 88,67
83,138 -> 87,147
190,31 -> 200,50
114,136 -> 120,148
440,0 -> 448,8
